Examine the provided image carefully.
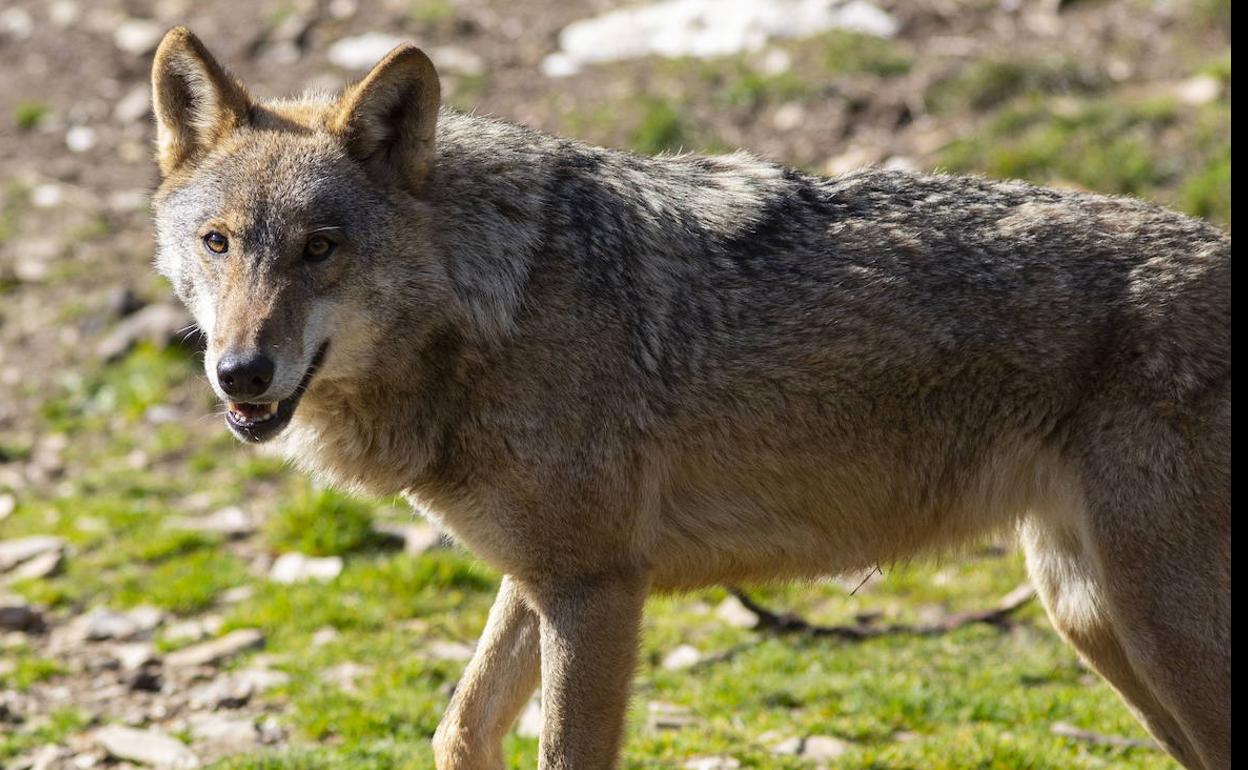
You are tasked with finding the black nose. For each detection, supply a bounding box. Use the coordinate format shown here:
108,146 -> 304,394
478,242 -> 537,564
216,352 -> 275,400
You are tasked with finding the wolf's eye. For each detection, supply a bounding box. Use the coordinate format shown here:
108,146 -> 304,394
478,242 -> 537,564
303,234 -> 337,263
202,231 -> 229,255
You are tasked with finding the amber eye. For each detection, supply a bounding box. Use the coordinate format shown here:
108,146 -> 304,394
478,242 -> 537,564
303,234 -> 337,263
202,231 -> 229,255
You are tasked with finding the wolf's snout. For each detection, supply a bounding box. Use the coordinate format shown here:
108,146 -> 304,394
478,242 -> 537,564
216,351 -> 275,400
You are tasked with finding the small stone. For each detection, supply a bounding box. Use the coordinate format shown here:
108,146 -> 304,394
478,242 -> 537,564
171,507 -> 255,539
515,696 -> 542,738
325,661 -> 371,694
662,644 -> 702,671
0,494 -> 14,520
769,736 -> 803,755
714,594 -> 758,629
0,536 -> 66,571
0,595 -> 44,632
113,18 -> 163,56
1176,74 -> 1221,106
684,757 -> 739,770
113,86 -> 151,124
772,102 -> 805,132
429,45 -> 486,76
95,303 -> 196,361
107,189 -> 150,214
268,553 -> 342,583
426,639 -> 474,662
164,629 -> 264,668
311,626 -> 339,646
219,585 -> 253,605
49,1 -> 81,28
327,33 -> 404,70
802,735 -> 851,760
65,126 -> 97,153
647,701 -> 701,731
127,606 -> 164,633
80,608 -> 140,641
0,8 -> 34,40
186,713 -> 259,745
374,522 -> 444,554
8,550 -> 63,581
113,642 -> 159,671
31,184 -> 65,209
93,725 -> 200,769
162,616 -> 221,645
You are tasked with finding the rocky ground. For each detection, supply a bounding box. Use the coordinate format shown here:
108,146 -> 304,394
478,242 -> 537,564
0,0 -> 1230,768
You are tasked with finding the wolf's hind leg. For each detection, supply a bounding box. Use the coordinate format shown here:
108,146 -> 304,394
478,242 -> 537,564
1022,518 -> 1204,768
434,576 -> 542,770
1072,404 -> 1232,770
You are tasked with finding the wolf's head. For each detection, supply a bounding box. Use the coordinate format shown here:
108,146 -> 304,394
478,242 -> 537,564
150,28 -> 454,443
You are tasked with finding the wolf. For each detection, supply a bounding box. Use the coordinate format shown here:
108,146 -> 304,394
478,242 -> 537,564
149,27 -> 1230,770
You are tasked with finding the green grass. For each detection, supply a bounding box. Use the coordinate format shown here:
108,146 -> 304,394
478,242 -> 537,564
266,487 -> 386,557
13,101 -> 50,131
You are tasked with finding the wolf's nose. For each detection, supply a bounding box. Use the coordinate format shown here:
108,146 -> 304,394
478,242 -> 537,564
217,352 -> 275,400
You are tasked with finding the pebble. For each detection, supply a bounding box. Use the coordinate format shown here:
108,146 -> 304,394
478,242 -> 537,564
7,550 -> 63,581
268,553 -> 343,583
95,303 -> 196,361
113,18 -> 164,56
0,494 -> 14,520
80,608 -> 141,642
327,33 -> 404,70
171,507 -> 255,539
662,644 -> 702,671
0,595 -> 44,632
515,696 -> 542,738
684,757 -> 740,770
31,184 -> 65,209
113,642 -> 159,671
0,536 -> 66,571
164,628 -> 264,668
802,735 -> 851,761
65,126 -> 97,153
113,86 -> 151,124
426,639 -> 475,662
1176,74 -> 1221,106
93,725 -> 201,769
716,595 -> 759,629
162,616 -> 222,645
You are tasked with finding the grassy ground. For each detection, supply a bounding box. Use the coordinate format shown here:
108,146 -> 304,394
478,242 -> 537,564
1,1 -> 1228,768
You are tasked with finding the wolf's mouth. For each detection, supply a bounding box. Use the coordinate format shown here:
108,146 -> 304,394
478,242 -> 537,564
225,342 -> 328,443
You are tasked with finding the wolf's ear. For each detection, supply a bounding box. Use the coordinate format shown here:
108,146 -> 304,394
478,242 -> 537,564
329,44 -> 441,190
151,27 -> 250,177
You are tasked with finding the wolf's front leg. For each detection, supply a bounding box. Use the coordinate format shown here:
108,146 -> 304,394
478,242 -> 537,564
434,576 -> 541,770
530,571 -> 648,770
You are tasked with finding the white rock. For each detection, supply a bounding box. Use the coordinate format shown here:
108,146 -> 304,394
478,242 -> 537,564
49,1 -> 82,28
268,552 -> 343,583
8,550 -> 63,581
94,725 -> 200,769
429,45 -> 486,77
164,628 -> 264,668
113,18 -> 163,56
172,507 -> 255,539
311,626 -> 339,646
426,639 -> 475,662
515,696 -> 542,738
327,33 -> 404,70
113,86 -> 151,124
802,735 -> 851,760
186,712 -> 259,744
113,642 -> 159,670
0,494 -> 14,520
770,736 -> 803,755
65,126 -> 97,153
0,535 -> 66,571
0,8 -> 34,40
714,594 -> 758,629
773,102 -> 805,132
31,184 -> 65,209
662,644 -> 702,671
162,616 -> 221,645
543,0 -> 896,75
1176,74 -> 1221,106
684,757 -> 740,770
81,608 -> 140,641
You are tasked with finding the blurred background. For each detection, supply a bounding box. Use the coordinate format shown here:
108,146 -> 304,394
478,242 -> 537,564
0,1 -> 1230,768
